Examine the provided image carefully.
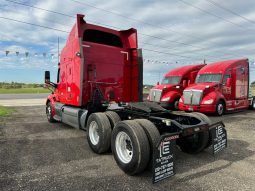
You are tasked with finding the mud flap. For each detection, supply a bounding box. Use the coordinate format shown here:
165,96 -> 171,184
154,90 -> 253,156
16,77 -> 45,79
209,122 -> 227,154
152,133 -> 179,183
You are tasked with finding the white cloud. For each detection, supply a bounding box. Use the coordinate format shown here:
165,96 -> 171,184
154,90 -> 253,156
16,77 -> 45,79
0,0 -> 255,84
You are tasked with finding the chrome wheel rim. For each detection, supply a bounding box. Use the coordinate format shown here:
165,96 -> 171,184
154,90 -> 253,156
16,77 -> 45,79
46,105 -> 51,119
115,132 -> 133,164
217,104 -> 223,115
89,121 -> 99,145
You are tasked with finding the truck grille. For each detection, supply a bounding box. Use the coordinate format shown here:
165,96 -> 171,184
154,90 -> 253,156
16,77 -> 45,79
149,89 -> 162,102
183,90 -> 203,105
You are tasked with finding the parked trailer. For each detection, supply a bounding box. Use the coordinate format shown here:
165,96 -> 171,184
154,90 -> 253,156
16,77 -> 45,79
44,14 -> 227,183
179,59 -> 255,115
148,64 -> 206,110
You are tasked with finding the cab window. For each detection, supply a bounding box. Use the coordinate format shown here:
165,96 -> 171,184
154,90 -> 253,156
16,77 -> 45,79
223,74 -> 231,85
83,29 -> 123,48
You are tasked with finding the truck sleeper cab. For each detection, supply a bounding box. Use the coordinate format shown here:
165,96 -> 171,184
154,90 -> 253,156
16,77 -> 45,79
148,64 -> 206,110
44,14 -> 227,180
179,59 -> 255,115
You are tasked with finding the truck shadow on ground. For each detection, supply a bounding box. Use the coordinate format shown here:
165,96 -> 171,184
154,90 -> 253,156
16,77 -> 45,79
139,138 -> 254,183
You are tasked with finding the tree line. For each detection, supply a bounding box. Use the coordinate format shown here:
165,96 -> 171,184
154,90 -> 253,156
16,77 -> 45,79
0,82 -> 44,89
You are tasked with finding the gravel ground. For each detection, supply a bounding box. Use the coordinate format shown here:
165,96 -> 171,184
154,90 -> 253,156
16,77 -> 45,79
0,106 -> 255,191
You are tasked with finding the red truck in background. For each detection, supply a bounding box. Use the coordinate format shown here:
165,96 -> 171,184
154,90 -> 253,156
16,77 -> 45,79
148,64 -> 206,110
179,59 -> 255,115
44,14 -> 227,181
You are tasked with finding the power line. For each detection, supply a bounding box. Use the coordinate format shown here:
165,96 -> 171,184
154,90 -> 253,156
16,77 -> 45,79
143,48 -> 202,60
206,0 -> 255,25
4,0 -> 244,60
6,0 -> 204,49
5,0 -> 74,18
69,0 -> 204,40
178,0 -> 245,29
2,0 -> 251,61
0,16 -> 69,33
69,0 -> 249,59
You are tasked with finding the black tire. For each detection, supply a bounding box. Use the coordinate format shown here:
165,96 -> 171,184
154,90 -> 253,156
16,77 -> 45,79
134,119 -> 160,169
87,113 -> 112,154
192,112 -> 212,125
105,111 -> 121,129
111,120 -> 150,175
192,112 -> 212,148
178,130 -> 209,154
46,102 -> 56,123
173,97 -> 180,110
215,100 -> 225,116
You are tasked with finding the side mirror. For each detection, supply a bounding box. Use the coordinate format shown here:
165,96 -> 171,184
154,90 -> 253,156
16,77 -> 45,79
45,71 -> 50,84
226,78 -> 232,87
182,80 -> 187,88
156,82 -> 160,85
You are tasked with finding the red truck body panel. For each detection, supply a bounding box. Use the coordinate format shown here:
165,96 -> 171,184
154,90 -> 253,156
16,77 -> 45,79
51,15 -> 139,107
179,59 -> 250,114
148,64 -> 206,108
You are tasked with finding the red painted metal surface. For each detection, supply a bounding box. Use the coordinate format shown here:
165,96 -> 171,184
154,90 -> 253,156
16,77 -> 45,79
47,14 -> 138,107
179,59 -> 250,113
149,64 -> 206,104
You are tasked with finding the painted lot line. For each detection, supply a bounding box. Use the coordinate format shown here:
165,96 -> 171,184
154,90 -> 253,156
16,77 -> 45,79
0,99 -> 45,106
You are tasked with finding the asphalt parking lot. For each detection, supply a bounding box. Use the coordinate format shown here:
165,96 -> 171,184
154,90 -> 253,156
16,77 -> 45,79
0,105 -> 255,191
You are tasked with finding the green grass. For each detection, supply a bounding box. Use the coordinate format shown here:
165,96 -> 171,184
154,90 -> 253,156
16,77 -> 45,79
0,106 -> 15,117
0,87 -> 50,94
143,88 -> 151,94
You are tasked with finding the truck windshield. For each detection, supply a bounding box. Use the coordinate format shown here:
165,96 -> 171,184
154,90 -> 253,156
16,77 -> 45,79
161,76 -> 180,85
195,74 -> 222,83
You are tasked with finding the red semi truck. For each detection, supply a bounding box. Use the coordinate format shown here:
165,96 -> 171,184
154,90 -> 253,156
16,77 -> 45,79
148,64 -> 206,110
44,14 -> 227,181
179,59 -> 255,115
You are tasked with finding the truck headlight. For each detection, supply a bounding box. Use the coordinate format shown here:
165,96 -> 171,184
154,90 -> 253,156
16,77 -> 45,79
179,97 -> 183,103
161,97 -> 170,102
203,99 -> 214,104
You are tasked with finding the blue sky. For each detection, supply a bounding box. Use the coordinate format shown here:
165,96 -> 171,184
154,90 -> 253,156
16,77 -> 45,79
0,0 -> 255,84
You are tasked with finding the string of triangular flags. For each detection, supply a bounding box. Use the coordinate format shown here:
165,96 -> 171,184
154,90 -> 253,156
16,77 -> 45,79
143,58 -> 182,65
3,50 -> 58,59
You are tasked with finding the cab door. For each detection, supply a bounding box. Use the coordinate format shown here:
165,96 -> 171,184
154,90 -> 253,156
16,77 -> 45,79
222,70 -> 232,100
66,63 -> 73,101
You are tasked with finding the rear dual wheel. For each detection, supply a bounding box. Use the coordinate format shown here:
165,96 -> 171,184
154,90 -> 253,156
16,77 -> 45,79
105,111 -> 121,128
87,114 -> 161,175
87,113 -> 112,154
177,112 -> 210,154
177,131 -> 209,154
111,120 -> 150,175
